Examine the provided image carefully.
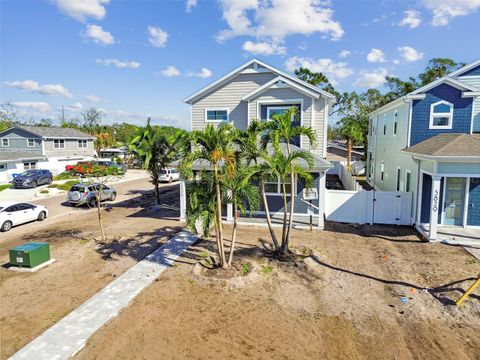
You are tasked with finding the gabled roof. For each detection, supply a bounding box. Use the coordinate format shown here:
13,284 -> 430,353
402,133 -> 480,159
0,151 -> 47,162
448,59 -> 480,77
409,76 -> 479,95
2,125 -> 95,139
242,76 -> 320,101
184,58 -> 335,104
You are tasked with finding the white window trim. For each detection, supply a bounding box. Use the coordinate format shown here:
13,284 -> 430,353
266,106 -> 296,122
204,108 -> 229,123
27,138 -> 35,147
264,175 -> 296,197
393,109 -> 398,136
380,161 -> 385,183
53,138 -> 66,149
396,166 -> 401,192
78,139 -> 87,148
2,138 -> 9,147
23,161 -> 37,170
429,100 -> 453,130
405,170 -> 412,193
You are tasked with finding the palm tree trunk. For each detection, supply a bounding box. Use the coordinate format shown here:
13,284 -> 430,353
260,180 -> 279,251
227,201 -> 237,266
214,165 -> 227,267
280,180 -> 288,249
284,170 -> 295,253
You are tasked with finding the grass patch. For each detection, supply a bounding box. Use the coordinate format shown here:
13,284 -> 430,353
240,262 -> 251,275
53,171 -> 76,181
48,180 -> 78,191
260,265 -> 274,274
40,189 -> 49,194
0,184 -> 12,192
199,250 -> 210,258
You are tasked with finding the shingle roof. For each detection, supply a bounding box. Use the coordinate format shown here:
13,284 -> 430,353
402,133 -> 480,158
16,125 -> 95,139
0,151 -> 47,162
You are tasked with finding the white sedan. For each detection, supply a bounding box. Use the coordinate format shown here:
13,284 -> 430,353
0,202 -> 48,232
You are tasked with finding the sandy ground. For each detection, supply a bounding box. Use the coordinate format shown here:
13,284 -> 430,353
72,223 -> 480,360
0,182 -> 181,359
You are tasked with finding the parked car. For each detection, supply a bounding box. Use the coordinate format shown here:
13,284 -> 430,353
0,202 -> 48,232
159,168 -> 180,183
67,183 -> 117,207
95,160 -> 127,174
11,169 -> 53,188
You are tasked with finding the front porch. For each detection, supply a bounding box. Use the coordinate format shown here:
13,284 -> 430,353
418,223 -> 480,244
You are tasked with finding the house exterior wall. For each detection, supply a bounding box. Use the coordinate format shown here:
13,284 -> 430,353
456,72 -> 480,133
410,84 -> 473,145
191,73 -> 277,131
43,138 -> 95,157
467,177 -> 480,226
0,128 -> 42,154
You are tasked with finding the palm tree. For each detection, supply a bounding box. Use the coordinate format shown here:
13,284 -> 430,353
223,163 -> 260,266
262,107 -> 316,253
338,116 -> 364,171
129,118 -> 185,204
186,171 -> 217,238
181,123 -> 236,268
236,120 -> 280,251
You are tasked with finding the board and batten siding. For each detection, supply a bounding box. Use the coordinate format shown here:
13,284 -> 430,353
457,75 -> 480,132
191,73 -> 277,131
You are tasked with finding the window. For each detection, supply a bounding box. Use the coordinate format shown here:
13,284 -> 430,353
396,168 -> 401,191
383,114 -> 387,136
2,139 -> 9,147
267,106 -> 297,122
23,161 -> 37,170
368,152 -> 373,178
429,100 -> 453,129
405,171 -> 411,192
380,161 -> 385,182
27,138 -> 35,147
368,118 -> 373,136
264,175 -> 293,195
205,109 -> 228,122
393,110 -> 398,135
54,139 -> 65,149
78,139 -> 87,148
0,163 -> 5,170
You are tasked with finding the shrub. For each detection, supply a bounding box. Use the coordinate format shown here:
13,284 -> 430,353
53,172 -> 76,180
240,262 -> 251,275
260,265 -> 273,274
0,184 -> 12,192
48,180 -> 79,191
40,189 -> 49,194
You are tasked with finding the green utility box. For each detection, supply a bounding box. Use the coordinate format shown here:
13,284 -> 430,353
9,242 -> 51,268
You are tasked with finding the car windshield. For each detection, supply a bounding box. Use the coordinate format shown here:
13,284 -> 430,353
19,170 -> 36,176
159,170 -> 168,175
70,185 -> 86,192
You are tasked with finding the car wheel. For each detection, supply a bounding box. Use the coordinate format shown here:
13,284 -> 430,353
31,181 -> 37,188
1,221 -> 12,232
37,211 -> 46,221
47,177 -> 53,184
109,192 -> 117,201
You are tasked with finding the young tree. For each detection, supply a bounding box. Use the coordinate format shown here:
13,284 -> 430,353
338,116 -> 364,170
82,108 -> 104,133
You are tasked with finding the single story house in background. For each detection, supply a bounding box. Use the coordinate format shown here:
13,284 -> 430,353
326,140 -> 364,162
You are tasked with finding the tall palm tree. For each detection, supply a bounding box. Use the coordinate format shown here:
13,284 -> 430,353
339,116 -> 364,171
262,107 -> 316,252
186,171 -> 217,238
236,120 -> 280,251
181,123 -> 236,268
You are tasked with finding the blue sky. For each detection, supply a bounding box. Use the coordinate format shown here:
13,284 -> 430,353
1,0 -> 480,129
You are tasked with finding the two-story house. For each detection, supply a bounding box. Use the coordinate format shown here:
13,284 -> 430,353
0,125 -> 95,183
181,58 -> 334,228
366,59 -> 480,241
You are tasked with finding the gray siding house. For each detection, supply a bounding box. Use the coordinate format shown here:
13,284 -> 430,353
0,125 -> 95,183
181,58 -> 334,228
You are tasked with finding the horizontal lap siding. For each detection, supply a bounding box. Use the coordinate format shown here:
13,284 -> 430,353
191,73 -> 276,131
313,98 -> 326,157
44,139 -> 95,157
457,76 -> 480,132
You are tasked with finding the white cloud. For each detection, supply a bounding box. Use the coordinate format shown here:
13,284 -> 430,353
366,48 -> 386,63
398,10 -> 422,29
12,101 -> 51,113
421,0 -> 480,26
393,59 -> 400,65
187,68 -> 213,78
54,0 -> 109,22
85,94 -> 101,103
67,102 -> 84,111
147,26 -> 168,48
4,80 -> 73,97
285,56 -> 354,85
95,58 -> 140,68
186,0 -> 197,12
338,50 -> 351,58
216,0 -> 344,43
158,66 -> 181,77
84,24 -> 114,45
354,68 -> 389,88
397,46 -> 424,62
242,40 -> 286,55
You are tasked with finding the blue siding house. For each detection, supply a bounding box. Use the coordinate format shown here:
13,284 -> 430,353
367,59 -> 480,242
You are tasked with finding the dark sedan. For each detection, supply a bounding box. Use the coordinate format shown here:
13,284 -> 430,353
11,169 -> 53,188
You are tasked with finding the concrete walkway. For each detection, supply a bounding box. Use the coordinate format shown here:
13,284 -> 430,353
10,230 -> 198,360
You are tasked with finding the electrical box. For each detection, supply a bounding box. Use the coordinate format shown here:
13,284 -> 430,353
9,242 -> 50,268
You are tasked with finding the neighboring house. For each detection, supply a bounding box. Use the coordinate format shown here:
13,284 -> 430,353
182,58 -> 335,228
366,59 -> 480,241
326,141 -> 364,162
0,125 -> 95,183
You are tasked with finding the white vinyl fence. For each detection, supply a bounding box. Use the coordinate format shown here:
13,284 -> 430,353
325,189 -> 412,225
329,161 -> 362,191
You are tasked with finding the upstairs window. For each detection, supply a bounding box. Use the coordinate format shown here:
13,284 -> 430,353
1,139 -> 9,147
78,139 -> 87,148
53,139 -> 65,149
380,161 -> 385,182
429,100 -> 453,129
393,110 -> 398,135
27,138 -> 35,147
396,167 -> 401,191
383,114 -> 387,136
405,171 -> 412,192
205,109 -> 228,122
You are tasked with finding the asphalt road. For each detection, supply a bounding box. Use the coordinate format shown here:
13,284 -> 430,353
0,177 -> 176,241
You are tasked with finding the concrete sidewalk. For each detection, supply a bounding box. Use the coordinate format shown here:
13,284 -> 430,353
9,230 -> 198,360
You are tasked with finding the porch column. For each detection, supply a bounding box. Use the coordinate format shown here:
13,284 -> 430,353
227,190 -> 233,221
318,172 -> 326,229
179,176 -> 186,221
429,176 -> 441,241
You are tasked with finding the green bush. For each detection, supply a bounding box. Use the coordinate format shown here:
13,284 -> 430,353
40,189 -> 49,194
48,180 -> 78,191
0,184 -> 12,192
53,171 -> 76,180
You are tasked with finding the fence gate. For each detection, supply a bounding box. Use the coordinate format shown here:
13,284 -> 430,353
372,191 -> 403,225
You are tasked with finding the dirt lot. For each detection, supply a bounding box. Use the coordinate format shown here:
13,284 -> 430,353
72,223 -> 480,360
0,183 -> 180,359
